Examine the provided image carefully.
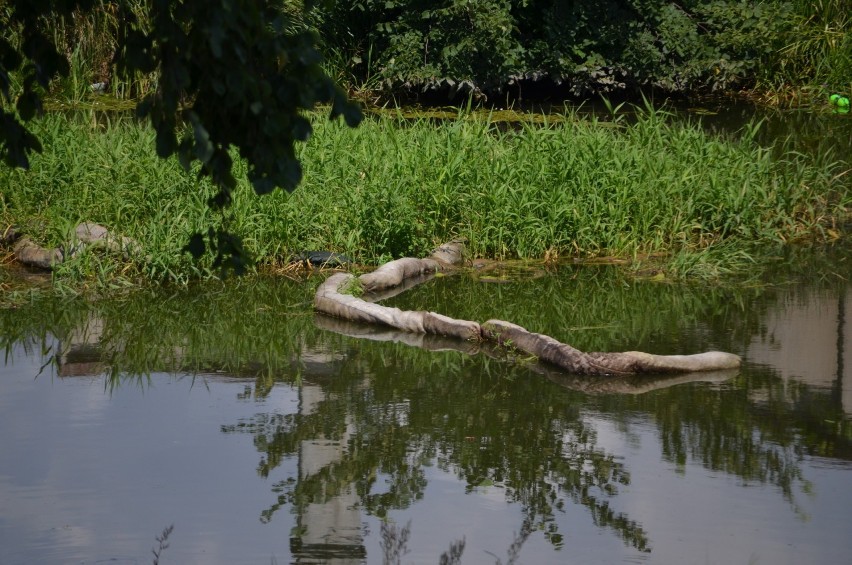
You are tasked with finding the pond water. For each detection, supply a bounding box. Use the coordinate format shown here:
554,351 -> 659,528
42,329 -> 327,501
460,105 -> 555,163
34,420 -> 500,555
391,95 -> 852,170
1,241 -> 851,564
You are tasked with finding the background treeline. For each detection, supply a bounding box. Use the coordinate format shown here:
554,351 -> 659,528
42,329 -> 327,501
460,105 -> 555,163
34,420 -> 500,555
2,0 -> 848,104
311,0 -> 849,99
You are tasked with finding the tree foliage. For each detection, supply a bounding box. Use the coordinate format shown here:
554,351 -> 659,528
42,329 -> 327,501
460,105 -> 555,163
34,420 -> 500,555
1,1 -> 95,169
1,0 -> 362,272
311,0 -> 801,97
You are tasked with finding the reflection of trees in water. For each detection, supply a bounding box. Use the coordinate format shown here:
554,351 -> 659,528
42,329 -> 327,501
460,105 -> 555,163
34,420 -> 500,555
3,245 -> 851,554
222,346 -> 652,552
588,361 -> 851,515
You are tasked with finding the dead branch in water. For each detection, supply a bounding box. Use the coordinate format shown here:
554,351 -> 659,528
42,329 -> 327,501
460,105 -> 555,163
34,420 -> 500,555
314,242 -> 741,376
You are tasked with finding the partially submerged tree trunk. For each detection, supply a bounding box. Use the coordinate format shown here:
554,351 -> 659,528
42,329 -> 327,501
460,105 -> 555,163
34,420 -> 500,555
481,319 -> 740,375
314,314 -> 740,392
314,242 -> 742,376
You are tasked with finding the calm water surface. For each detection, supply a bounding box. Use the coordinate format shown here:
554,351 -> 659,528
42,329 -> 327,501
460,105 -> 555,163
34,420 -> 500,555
1,243 -> 850,564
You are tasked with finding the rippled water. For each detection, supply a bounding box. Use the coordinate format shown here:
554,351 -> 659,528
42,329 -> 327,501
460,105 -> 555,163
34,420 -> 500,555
1,242 -> 850,564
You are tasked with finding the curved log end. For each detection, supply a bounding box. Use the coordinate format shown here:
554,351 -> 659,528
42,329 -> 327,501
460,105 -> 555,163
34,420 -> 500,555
429,240 -> 467,266
624,351 -> 742,372
13,237 -> 62,270
360,258 -> 440,292
314,272 -> 481,340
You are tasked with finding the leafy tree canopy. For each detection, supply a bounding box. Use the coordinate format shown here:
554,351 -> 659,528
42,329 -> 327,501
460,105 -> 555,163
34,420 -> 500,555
0,0 -> 362,272
312,0 -> 795,97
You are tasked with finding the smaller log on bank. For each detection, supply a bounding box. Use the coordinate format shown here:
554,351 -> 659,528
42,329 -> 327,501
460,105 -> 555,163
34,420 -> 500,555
313,242 -> 741,376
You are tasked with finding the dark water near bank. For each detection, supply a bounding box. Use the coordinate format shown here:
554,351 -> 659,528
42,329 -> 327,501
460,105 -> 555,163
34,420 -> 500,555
2,242 -> 851,564
384,96 -> 852,170
73,93 -> 852,170
678,99 -> 851,169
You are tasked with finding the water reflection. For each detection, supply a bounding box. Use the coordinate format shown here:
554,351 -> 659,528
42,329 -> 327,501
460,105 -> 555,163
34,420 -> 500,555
221,342 -> 652,553
290,380 -> 366,563
1,245 -> 851,562
748,285 -> 850,417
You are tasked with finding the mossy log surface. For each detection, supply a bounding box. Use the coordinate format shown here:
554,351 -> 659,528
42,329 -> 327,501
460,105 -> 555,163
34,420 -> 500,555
314,242 -> 742,376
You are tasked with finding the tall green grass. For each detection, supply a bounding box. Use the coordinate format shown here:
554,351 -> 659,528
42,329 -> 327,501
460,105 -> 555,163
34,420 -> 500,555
0,0 -> 156,106
0,107 -> 848,285
773,0 -> 851,93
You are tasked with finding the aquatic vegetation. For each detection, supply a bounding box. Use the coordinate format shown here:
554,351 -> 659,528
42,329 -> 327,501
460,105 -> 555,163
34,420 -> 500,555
0,106 -> 847,285
775,0 -> 851,92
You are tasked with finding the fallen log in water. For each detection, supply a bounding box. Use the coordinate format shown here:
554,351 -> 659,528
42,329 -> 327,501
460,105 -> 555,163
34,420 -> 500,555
481,319 -> 740,375
314,314 -> 740,392
315,272 -> 481,341
313,242 -> 742,376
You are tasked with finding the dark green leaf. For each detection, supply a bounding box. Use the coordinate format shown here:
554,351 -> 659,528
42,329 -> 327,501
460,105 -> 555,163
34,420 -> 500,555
16,91 -> 40,121
291,116 -> 312,141
192,121 -> 214,163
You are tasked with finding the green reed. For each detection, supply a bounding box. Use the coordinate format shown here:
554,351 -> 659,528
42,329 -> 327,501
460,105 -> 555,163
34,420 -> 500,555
773,0 -> 851,92
1,107 -> 847,285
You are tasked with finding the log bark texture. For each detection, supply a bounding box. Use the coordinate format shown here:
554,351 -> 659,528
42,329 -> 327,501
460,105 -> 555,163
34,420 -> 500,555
481,319 -> 741,375
313,242 -> 742,376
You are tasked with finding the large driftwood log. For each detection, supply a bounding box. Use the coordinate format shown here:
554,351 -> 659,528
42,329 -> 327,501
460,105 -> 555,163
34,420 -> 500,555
314,242 -> 742,376
316,314 -> 740,393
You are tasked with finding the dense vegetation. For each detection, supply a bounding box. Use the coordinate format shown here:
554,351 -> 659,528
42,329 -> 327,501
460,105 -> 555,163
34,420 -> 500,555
0,1 -> 849,285
313,0 -> 850,100
1,0 -> 362,270
1,108 -> 847,284
6,0 -> 846,105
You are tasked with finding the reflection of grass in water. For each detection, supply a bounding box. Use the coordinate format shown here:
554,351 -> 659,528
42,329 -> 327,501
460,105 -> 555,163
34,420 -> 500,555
0,276 -> 320,384
385,264 -> 766,354
1,240 -> 847,376
2,240 -> 847,377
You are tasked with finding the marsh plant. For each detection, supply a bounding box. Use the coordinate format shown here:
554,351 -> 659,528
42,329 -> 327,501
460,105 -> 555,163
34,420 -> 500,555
775,0 -> 851,91
2,104 -> 847,285
150,524 -> 173,565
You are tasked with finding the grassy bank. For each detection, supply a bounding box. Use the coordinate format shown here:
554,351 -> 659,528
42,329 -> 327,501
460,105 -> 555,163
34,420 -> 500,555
0,108 -> 848,285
